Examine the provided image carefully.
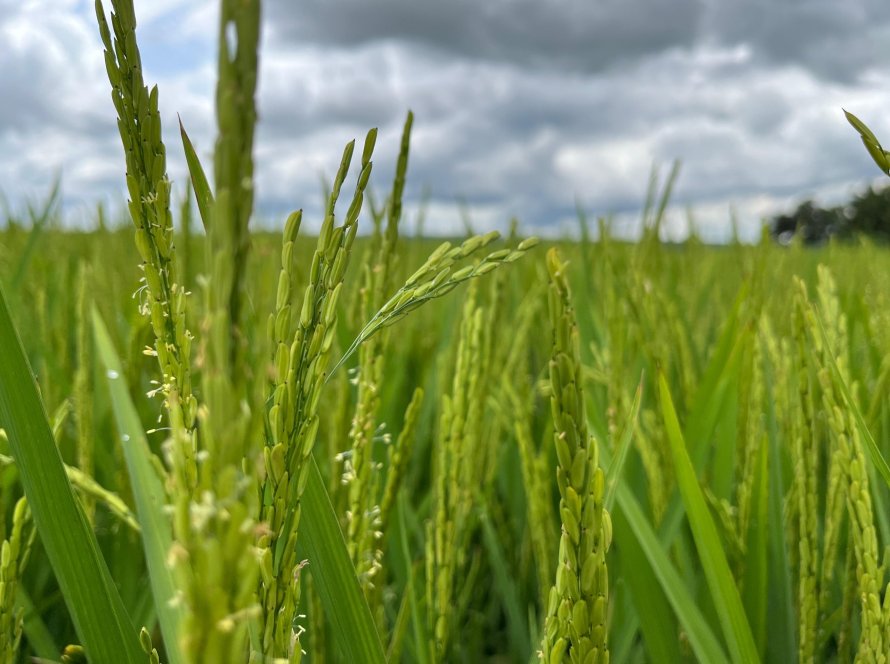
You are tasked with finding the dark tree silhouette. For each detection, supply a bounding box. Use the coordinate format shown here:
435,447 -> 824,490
771,186 -> 890,244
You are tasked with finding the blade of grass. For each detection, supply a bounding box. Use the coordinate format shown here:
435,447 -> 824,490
0,283 -> 143,664
92,308 -> 186,664
178,116 -> 213,231
611,505 -> 683,664
599,438 -> 714,664
614,482 -> 729,664
658,371 -> 760,664
657,312 -> 749,546
296,456 -> 386,664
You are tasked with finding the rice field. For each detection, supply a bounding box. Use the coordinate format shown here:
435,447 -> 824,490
3,1 -> 890,663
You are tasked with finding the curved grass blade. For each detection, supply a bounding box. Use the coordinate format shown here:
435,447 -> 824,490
296,456 -> 386,663
0,284 -> 143,664
179,116 -> 214,231
92,308 -> 186,664
658,371 -> 760,664
657,291 -> 749,544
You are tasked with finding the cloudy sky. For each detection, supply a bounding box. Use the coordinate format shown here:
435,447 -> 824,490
2,0 -> 890,241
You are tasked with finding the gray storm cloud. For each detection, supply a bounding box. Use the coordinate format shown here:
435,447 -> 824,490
1,0 -> 889,239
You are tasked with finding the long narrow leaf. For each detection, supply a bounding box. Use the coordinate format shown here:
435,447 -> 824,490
659,371 -> 760,664
0,284 -> 143,664
615,483 -> 729,664
92,308 -> 186,664
658,321 -> 748,544
179,116 -> 214,231
612,506 -> 682,664
297,456 -> 386,663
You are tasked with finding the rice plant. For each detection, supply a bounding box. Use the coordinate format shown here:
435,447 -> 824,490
5,2 -> 890,664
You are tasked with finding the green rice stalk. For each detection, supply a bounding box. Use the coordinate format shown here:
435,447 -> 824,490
791,278 -> 821,663
808,268 -> 887,660
95,0 -> 198,498
426,288 -> 485,662
814,268 -> 850,625
540,247 -> 610,664
330,234 -> 540,377
208,0 -> 260,389
259,130 -> 376,661
343,112 -> 413,597
0,498 -> 34,664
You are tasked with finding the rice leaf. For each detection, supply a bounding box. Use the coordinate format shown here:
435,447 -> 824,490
178,116 -> 214,231
657,297 -> 748,544
0,283 -> 143,663
614,482 -> 729,664
92,308 -> 186,664
658,371 -> 760,664
297,456 -> 386,663
611,506 -> 683,663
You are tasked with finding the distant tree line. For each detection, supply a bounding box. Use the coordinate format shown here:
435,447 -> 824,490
771,185 -> 890,244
